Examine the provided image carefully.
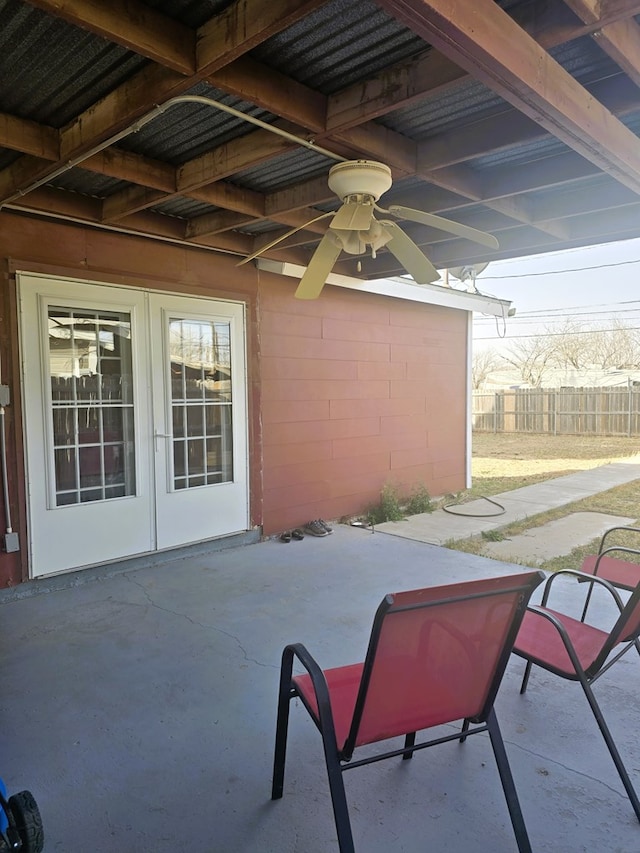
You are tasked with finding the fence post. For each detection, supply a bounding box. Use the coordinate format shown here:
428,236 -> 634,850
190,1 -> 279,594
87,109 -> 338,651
629,381 -> 633,438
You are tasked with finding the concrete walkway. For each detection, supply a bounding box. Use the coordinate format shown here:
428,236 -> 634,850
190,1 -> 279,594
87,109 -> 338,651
375,459 -> 640,552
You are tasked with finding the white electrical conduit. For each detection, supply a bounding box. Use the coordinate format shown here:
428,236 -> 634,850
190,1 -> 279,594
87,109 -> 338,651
0,407 -> 12,534
0,95 -> 347,210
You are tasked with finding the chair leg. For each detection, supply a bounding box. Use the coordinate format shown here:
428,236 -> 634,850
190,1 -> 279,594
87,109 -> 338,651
519,660 -> 533,694
272,649 -> 294,800
320,733 -> 356,853
579,580 -> 596,623
459,719 -> 470,743
578,674 -> 640,822
486,708 -> 532,853
402,731 -> 416,760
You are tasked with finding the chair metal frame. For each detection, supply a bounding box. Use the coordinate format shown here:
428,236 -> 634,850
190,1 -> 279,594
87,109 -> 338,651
577,525 -> 640,622
513,568 -> 640,822
272,571 -> 544,853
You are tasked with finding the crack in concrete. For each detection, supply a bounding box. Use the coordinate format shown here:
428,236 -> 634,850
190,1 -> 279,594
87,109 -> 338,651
505,737 -> 631,801
124,573 -> 277,669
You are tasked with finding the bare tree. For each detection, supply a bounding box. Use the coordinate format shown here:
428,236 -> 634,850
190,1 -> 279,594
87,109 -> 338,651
548,320 -> 587,369
472,348 -> 501,389
502,336 -> 555,386
588,320 -> 640,368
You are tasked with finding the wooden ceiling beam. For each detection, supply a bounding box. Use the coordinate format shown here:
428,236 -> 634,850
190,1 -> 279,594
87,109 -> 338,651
326,49 -> 466,132
178,128 -> 294,192
0,113 -> 58,161
186,205 -> 328,240
563,0 -> 640,26
331,124 -> 417,174
196,0 -> 332,75
529,178 -> 638,220
418,75 -> 640,170
5,0 -> 328,206
102,187 -> 170,222
324,1 -> 640,134
190,184 -> 266,219
209,57 -> 326,133
592,22 -> 640,87
7,184 -> 254,256
83,149 -> 176,193
564,0 -> 640,86
23,0 -> 195,74
265,176 -> 335,216
379,0 -> 640,195
485,198 -> 570,240
103,129 -> 293,222
480,151 -> 601,199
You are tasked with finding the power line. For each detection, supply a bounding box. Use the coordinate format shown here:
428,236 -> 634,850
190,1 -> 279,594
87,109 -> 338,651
505,299 -> 640,315
474,308 -> 640,324
481,257 -> 640,280
476,325 -> 640,341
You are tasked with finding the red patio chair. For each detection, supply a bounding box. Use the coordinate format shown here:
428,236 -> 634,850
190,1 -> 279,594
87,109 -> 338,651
575,525 -> 640,622
272,571 -> 544,853
512,569 -> 640,822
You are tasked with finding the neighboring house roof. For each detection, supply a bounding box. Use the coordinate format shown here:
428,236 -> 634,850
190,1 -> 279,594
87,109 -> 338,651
1,1 -> 640,287
479,368 -> 640,390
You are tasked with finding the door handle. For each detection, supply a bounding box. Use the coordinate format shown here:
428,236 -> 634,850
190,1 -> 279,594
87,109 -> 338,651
154,429 -> 171,451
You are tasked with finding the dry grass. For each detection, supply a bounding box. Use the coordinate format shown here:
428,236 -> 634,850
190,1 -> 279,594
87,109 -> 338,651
471,433 -> 638,494
442,432 -> 640,570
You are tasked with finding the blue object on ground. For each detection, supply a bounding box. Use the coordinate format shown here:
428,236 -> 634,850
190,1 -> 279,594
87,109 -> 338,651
0,778 -> 7,834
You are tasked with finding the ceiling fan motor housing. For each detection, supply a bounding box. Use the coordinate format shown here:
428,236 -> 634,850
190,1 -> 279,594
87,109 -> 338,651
328,160 -> 392,202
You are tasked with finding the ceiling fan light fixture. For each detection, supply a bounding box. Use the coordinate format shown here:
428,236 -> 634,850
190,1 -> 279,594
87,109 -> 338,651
328,160 -> 392,202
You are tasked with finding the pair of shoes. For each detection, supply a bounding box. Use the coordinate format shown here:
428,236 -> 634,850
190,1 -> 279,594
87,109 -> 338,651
280,529 -> 305,543
304,519 -> 333,537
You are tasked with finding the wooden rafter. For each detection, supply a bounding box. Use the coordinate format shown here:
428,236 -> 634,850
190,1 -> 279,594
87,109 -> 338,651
378,0 -> 640,194
3,0 -> 640,272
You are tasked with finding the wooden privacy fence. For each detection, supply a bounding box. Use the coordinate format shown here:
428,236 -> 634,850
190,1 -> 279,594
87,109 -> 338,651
473,387 -> 640,436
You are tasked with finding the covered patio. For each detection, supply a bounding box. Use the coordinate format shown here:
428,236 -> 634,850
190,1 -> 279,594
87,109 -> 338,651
1,528 -> 638,852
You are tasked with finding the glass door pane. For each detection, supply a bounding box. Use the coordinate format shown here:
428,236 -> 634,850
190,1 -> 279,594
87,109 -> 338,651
167,318 -> 233,490
48,307 -> 136,506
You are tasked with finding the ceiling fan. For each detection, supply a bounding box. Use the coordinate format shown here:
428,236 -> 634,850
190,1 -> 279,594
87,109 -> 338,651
238,160 -> 499,299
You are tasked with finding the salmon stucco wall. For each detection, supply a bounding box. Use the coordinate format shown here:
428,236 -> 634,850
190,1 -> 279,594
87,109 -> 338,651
259,276 -> 469,535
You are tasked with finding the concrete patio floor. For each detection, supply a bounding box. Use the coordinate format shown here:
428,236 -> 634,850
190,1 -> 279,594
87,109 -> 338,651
1,527 -> 639,852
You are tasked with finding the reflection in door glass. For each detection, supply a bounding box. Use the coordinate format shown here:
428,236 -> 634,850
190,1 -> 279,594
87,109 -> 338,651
168,318 -> 233,490
48,307 -> 136,506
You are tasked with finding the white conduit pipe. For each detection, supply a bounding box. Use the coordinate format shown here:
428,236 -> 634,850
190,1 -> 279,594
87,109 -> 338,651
0,95 -> 346,210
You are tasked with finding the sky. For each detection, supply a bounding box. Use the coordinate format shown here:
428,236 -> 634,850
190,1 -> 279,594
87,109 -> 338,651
470,236 -> 640,356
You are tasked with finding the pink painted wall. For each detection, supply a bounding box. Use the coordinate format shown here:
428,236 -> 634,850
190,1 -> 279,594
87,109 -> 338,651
0,212 -> 470,584
259,275 -> 468,534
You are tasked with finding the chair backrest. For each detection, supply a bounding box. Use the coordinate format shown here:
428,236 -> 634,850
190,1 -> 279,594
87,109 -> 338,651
343,571 -> 544,758
596,581 -> 640,669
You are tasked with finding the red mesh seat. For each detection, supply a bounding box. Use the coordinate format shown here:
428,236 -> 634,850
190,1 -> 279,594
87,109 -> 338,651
575,525 -> 640,622
512,569 -> 640,822
272,571 -> 544,853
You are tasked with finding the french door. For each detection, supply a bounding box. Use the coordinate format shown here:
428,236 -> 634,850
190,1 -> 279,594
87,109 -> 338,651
19,273 -> 248,577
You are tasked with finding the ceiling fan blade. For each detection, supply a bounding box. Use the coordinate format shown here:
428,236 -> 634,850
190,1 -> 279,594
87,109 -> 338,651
381,221 -> 440,284
386,205 -> 499,249
330,199 -> 374,231
295,231 -> 343,300
236,212 -> 333,266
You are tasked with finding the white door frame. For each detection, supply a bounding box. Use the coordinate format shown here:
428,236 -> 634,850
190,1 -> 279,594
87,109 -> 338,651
18,272 -> 249,577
